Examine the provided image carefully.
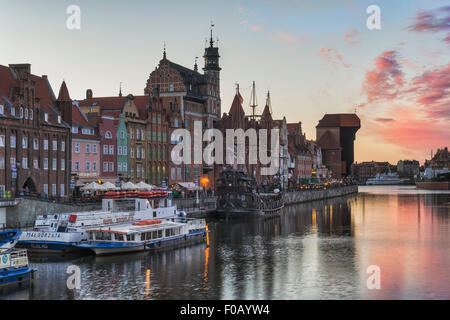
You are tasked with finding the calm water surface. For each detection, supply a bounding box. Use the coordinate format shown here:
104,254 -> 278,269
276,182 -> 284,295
1,186 -> 449,300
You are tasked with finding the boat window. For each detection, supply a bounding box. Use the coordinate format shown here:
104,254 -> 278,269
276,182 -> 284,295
126,234 -> 134,242
153,211 -> 157,218
157,230 -> 162,238
152,231 -> 158,239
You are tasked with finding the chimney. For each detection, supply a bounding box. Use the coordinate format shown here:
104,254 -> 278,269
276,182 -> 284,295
86,89 -> 93,99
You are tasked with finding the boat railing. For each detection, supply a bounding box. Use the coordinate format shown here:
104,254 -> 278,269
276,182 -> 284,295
0,249 -> 29,269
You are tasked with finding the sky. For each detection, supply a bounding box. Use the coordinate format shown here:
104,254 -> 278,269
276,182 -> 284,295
1,0 -> 449,165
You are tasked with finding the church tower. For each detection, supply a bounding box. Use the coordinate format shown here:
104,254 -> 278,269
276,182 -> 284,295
203,24 -> 221,122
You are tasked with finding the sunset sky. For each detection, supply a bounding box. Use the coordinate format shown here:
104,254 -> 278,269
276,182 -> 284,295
1,0 -> 448,164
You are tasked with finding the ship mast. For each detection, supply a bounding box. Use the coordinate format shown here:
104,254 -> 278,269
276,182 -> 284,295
249,81 -> 258,121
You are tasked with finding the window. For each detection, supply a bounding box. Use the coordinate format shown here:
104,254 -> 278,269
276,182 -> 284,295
118,146 -> 122,155
10,136 -> 16,148
92,144 -> 97,154
72,127 -> 78,134
52,158 -> 57,171
33,138 -> 38,150
174,118 -> 179,128
75,162 -> 80,171
30,109 -> 33,120
23,137 -> 30,148
52,184 -> 56,196
0,135 -> 4,147
105,131 -> 112,139
43,139 -> 48,150
22,158 -> 28,169
177,168 -> 182,180
123,146 -> 127,156
43,184 -> 48,195
0,104 -> 3,114
53,140 -> 57,150
61,159 -> 65,171
103,162 -> 108,172
61,141 -> 65,152
158,116 -> 161,125
92,162 -> 97,171
109,145 -> 114,155
153,131 -> 157,142
44,113 -> 48,122
75,143 -> 80,153
136,129 -> 141,140
118,162 -> 122,172
136,146 -> 140,159
169,83 -> 174,92
86,144 -> 90,154
60,184 -> 65,197
0,157 -> 5,170
123,163 -> 127,172
86,162 -> 90,171
11,107 -> 15,116
130,148 -> 134,159
43,158 -> 48,170
10,158 -> 16,169
120,131 -> 125,139
25,109 -> 28,119
171,167 -> 176,180
20,107 -> 23,118
33,159 -> 38,169
109,162 -> 114,172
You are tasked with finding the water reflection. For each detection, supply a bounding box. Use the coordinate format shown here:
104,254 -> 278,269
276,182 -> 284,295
1,187 -> 448,300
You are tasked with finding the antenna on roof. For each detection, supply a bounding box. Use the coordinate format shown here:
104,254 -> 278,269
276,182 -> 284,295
210,21 -> 215,47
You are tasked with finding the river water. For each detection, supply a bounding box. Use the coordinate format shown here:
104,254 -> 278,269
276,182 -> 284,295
1,186 -> 449,300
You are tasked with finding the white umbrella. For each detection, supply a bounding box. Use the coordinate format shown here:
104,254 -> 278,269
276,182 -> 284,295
81,182 -> 102,191
101,182 -> 118,190
121,181 -> 137,190
135,181 -> 152,190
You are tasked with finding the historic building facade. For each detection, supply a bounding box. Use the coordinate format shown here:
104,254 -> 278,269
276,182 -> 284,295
0,64 -> 71,199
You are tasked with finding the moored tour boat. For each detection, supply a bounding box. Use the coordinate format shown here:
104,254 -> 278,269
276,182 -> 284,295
17,190 -> 182,254
75,218 -> 208,256
0,249 -> 36,286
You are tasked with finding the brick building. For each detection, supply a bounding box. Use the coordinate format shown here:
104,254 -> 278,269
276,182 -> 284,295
0,64 -> 71,199
316,114 -> 360,178
144,33 -> 221,189
397,160 -> 420,177
425,147 -> 450,170
351,161 -> 393,183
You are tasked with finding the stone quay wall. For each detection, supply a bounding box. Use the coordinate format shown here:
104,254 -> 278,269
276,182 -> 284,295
283,185 -> 358,206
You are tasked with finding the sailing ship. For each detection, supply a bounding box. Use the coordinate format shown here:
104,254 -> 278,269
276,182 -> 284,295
215,167 -> 284,219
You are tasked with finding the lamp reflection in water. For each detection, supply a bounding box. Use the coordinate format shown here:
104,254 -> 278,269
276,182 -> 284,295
204,225 -> 210,287
145,269 -> 151,297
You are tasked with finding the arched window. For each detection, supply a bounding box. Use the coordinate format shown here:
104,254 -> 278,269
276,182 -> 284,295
105,131 -> 112,139
30,109 -> 33,120
174,118 -> 179,128
20,107 -> 24,118
25,109 -> 28,119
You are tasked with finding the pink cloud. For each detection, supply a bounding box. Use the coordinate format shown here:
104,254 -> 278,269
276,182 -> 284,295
409,63 -> 450,119
375,111 -> 450,152
362,51 -> 404,103
252,25 -> 262,31
319,47 -> 349,68
343,29 -> 360,46
407,6 -> 450,45
273,32 -> 309,45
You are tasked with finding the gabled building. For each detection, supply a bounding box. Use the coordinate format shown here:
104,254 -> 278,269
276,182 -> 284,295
0,63 -> 71,199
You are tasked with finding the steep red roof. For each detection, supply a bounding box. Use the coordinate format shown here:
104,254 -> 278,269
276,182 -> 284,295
78,94 -> 149,118
228,94 -> 245,117
261,104 -> 272,121
57,81 -> 71,101
0,64 -> 67,126
72,103 -> 91,127
317,114 -> 361,128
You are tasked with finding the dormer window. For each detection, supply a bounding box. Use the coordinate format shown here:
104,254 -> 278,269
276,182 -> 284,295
72,126 -> 78,134
57,115 -> 61,124
0,104 -> 4,114
44,113 -> 49,122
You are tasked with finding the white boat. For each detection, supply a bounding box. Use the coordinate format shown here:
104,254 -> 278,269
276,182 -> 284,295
17,190 -> 183,253
366,172 -> 408,185
0,249 -> 36,286
76,218 -> 208,256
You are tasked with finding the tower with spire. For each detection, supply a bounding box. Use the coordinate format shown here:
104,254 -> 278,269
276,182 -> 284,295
203,22 -> 221,119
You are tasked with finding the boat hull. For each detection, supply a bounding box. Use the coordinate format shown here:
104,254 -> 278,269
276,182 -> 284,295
16,241 -> 84,254
77,231 -> 208,256
216,205 -> 284,219
0,267 -> 36,286
415,181 -> 450,190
